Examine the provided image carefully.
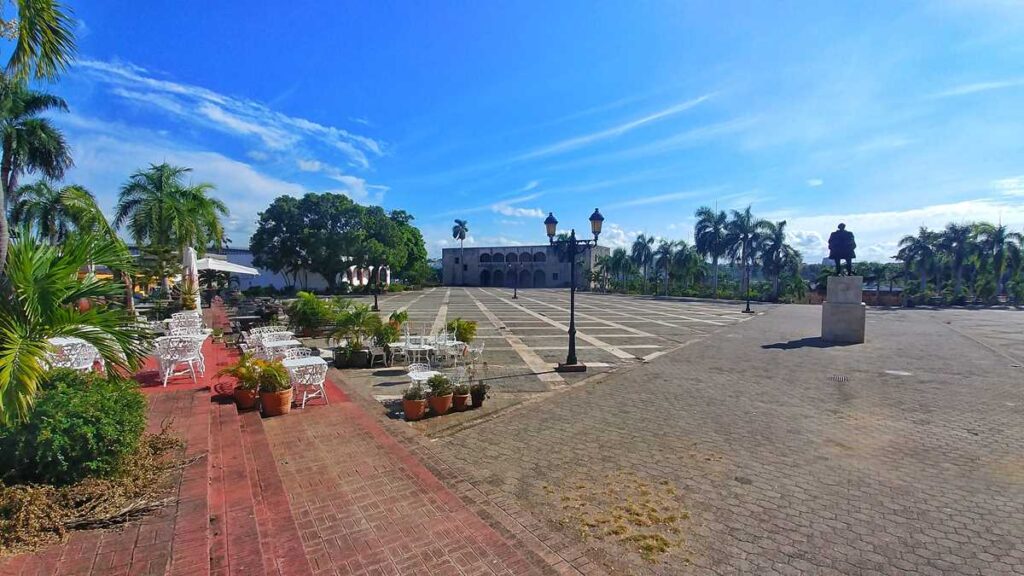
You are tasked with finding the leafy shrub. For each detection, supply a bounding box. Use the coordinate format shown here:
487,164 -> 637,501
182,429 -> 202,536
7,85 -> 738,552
403,385 -> 425,401
373,321 -> 400,346
0,370 -> 146,486
387,283 -> 406,293
444,318 -> 478,343
216,353 -> 265,391
257,361 -> 291,393
470,381 -> 490,397
426,374 -> 453,397
453,383 -> 470,395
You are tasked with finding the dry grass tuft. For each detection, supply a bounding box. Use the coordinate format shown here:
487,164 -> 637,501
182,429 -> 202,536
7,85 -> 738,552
552,470 -> 690,563
0,425 -> 193,556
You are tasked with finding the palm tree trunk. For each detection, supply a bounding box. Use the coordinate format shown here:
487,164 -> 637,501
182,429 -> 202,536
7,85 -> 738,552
0,145 -> 11,275
712,256 -> 719,298
459,240 -> 464,286
919,268 -> 927,293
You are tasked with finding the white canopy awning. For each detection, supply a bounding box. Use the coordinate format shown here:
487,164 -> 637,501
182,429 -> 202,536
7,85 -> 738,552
196,258 -> 260,276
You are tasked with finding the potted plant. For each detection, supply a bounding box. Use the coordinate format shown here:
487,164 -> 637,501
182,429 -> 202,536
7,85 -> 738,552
212,327 -> 224,343
444,317 -> 478,344
258,361 -> 293,416
330,303 -> 380,368
217,353 -> 262,409
470,381 -> 490,408
452,382 -> 471,412
403,384 -> 428,421
426,374 -> 453,415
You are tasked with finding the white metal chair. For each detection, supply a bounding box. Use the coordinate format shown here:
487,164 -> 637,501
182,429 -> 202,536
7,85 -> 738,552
468,341 -> 485,364
46,341 -> 98,372
284,347 -> 312,360
155,336 -> 203,387
368,345 -> 388,368
289,361 -> 329,408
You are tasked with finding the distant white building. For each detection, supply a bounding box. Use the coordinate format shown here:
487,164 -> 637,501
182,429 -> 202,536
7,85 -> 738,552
441,244 -> 609,288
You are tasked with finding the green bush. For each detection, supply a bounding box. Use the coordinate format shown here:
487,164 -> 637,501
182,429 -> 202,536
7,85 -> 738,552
387,283 -> 406,293
0,370 -> 147,486
257,361 -> 291,393
445,318 -> 478,343
426,374 -> 453,397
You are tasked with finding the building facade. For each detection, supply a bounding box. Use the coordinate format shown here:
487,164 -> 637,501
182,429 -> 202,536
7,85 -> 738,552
441,244 -> 610,288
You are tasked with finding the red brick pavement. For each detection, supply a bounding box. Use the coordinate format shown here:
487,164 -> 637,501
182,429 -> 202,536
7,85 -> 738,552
260,377 -> 563,576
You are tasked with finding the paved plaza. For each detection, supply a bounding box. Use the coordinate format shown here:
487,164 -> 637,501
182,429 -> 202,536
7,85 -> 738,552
350,289 -> 1024,574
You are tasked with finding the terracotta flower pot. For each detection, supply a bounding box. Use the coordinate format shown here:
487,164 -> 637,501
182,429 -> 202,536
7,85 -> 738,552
470,390 -> 486,408
260,388 -> 293,416
428,393 -> 453,416
234,388 -> 258,410
452,394 -> 471,412
403,399 -> 428,421
76,298 -> 91,312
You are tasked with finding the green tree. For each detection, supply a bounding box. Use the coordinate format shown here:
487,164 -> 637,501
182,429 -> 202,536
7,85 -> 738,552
725,205 -> 770,296
694,206 -> 728,298
451,218 -> 468,285
0,78 -> 72,271
2,0 -> 77,82
974,223 -> 1023,297
299,193 -> 364,291
249,195 -> 308,288
896,227 -> 938,294
11,180 -> 110,243
0,230 -> 151,424
630,233 -> 655,293
760,220 -> 799,301
938,223 -> 973,300
653,240 -> 675,296
114,163 -> 227,263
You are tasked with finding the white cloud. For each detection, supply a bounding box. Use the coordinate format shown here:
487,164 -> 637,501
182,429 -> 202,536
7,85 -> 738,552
246,150 -> 270,162
806,178 -> 824,187
493,204 -> 545,218
297,159 -> 324,172
521,180 -> 540,192
992,176 -> 1024,196
599,222 -> 643,250
75,59 -> 382,169
607,187 -> 717,208
514,94 -> 714,161
932,78 -> 1024,98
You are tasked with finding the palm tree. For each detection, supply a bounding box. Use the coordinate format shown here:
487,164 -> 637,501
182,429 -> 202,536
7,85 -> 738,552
608,247 -> 631,291
653,240 -> 679,296
725,205 -> 770,296
0,78 -> 73,272
11,180 -> 111,243
114,163 -> 227,259
451,218 -> 468,285
760,220 -> 799,301
896,227 -> 938,294
975,223 -> 1023,296
694,206 -> 728,298
3,0 -> 78,82
0,230 -> 151,424
630,234 -> 655,293
593,253 -> 612,292
938,223 -> 974,299
670,240 -> 702,293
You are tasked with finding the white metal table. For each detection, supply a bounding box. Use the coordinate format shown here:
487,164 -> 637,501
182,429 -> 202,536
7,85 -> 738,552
407,369 -> 440,386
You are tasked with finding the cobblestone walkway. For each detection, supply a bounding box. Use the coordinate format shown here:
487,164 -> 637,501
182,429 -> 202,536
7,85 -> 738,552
432,304 -> 1024,574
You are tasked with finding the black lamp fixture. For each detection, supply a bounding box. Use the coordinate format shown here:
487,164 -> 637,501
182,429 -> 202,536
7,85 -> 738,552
545,208 -> 603,372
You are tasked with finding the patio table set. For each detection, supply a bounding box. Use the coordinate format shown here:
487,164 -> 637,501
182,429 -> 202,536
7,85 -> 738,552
239,324 -> 329,409
388,326 -> 484,388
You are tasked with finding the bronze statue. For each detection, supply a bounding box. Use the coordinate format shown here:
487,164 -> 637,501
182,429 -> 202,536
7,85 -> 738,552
828,223 -> 856,275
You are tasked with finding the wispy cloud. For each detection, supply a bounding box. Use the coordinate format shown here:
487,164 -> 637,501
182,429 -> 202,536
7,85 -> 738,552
521,180 -> 540,192
806,178 -> 824,187
932,78 -> 1024,98
75,59 -> 383,169
992,175 -> 1024,196
607,187 -> 722,209
490,191 -> 546,219
514,94 -> 714,161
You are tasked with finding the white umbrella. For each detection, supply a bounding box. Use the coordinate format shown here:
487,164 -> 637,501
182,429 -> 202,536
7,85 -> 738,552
182,247 -> 200,310
196,257 -> 259,276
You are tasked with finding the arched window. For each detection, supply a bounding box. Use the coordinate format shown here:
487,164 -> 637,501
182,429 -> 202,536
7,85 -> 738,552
520,252 -> 532,263
533,251 -> 546,262
506,252 -> 518,263
480,253 -> 491,263
493,269 -> 505,286
493,253 -> 505,263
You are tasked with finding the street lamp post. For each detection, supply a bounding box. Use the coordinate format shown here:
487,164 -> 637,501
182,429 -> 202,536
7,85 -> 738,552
743,260 -> 753,314
509,262 -> 519,299
545,208 -> 604,373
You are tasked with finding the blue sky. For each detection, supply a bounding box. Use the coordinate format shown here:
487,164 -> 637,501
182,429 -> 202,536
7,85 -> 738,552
22,1 -> 1024,261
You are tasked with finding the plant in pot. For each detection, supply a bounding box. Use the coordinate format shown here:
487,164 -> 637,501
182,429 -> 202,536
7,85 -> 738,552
402,384 -> 428,421
426,374 -> 454,415
444,317 -> 478,344
469,381 -> 490,408
217,353 -> 261,410
258,361 -> 293,416
331,303 -> 381,368
452,382 -> 471,412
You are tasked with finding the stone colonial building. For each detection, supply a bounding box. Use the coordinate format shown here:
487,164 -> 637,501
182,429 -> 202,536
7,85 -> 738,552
441,244 -> 610,288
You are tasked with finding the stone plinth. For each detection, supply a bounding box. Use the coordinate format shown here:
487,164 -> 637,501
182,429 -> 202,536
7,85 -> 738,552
822,276 -> 865,343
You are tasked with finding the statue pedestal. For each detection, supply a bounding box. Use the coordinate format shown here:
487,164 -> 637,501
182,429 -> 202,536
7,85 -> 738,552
821,276 -> 865,344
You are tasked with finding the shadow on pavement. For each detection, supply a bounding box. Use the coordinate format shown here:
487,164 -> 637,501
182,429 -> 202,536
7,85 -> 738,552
761,337 -> 858,350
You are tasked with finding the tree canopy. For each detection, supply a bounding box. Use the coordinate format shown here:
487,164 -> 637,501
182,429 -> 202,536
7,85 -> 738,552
249,192 -> 429,291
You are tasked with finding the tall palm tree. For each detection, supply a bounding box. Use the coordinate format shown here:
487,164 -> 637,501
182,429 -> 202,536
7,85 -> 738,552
114,163 -> 227,257
11,180 -> 111,243
630,233 -> 655,293
760,220 -> 798,301
608,247 -> 631,291
0,230 -> 151,424
3,0 -> 78,82
653,240 -> 675,296
670,240 -> 701,293
593,253 -> 612,292
725,205 -> 770,296
975,223 -> 1023,296
694,206 -> 728,298
451,218 -> 468,285
0,78 -> 72,272
896,227 -> 938,294
938,223 -> 973,299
